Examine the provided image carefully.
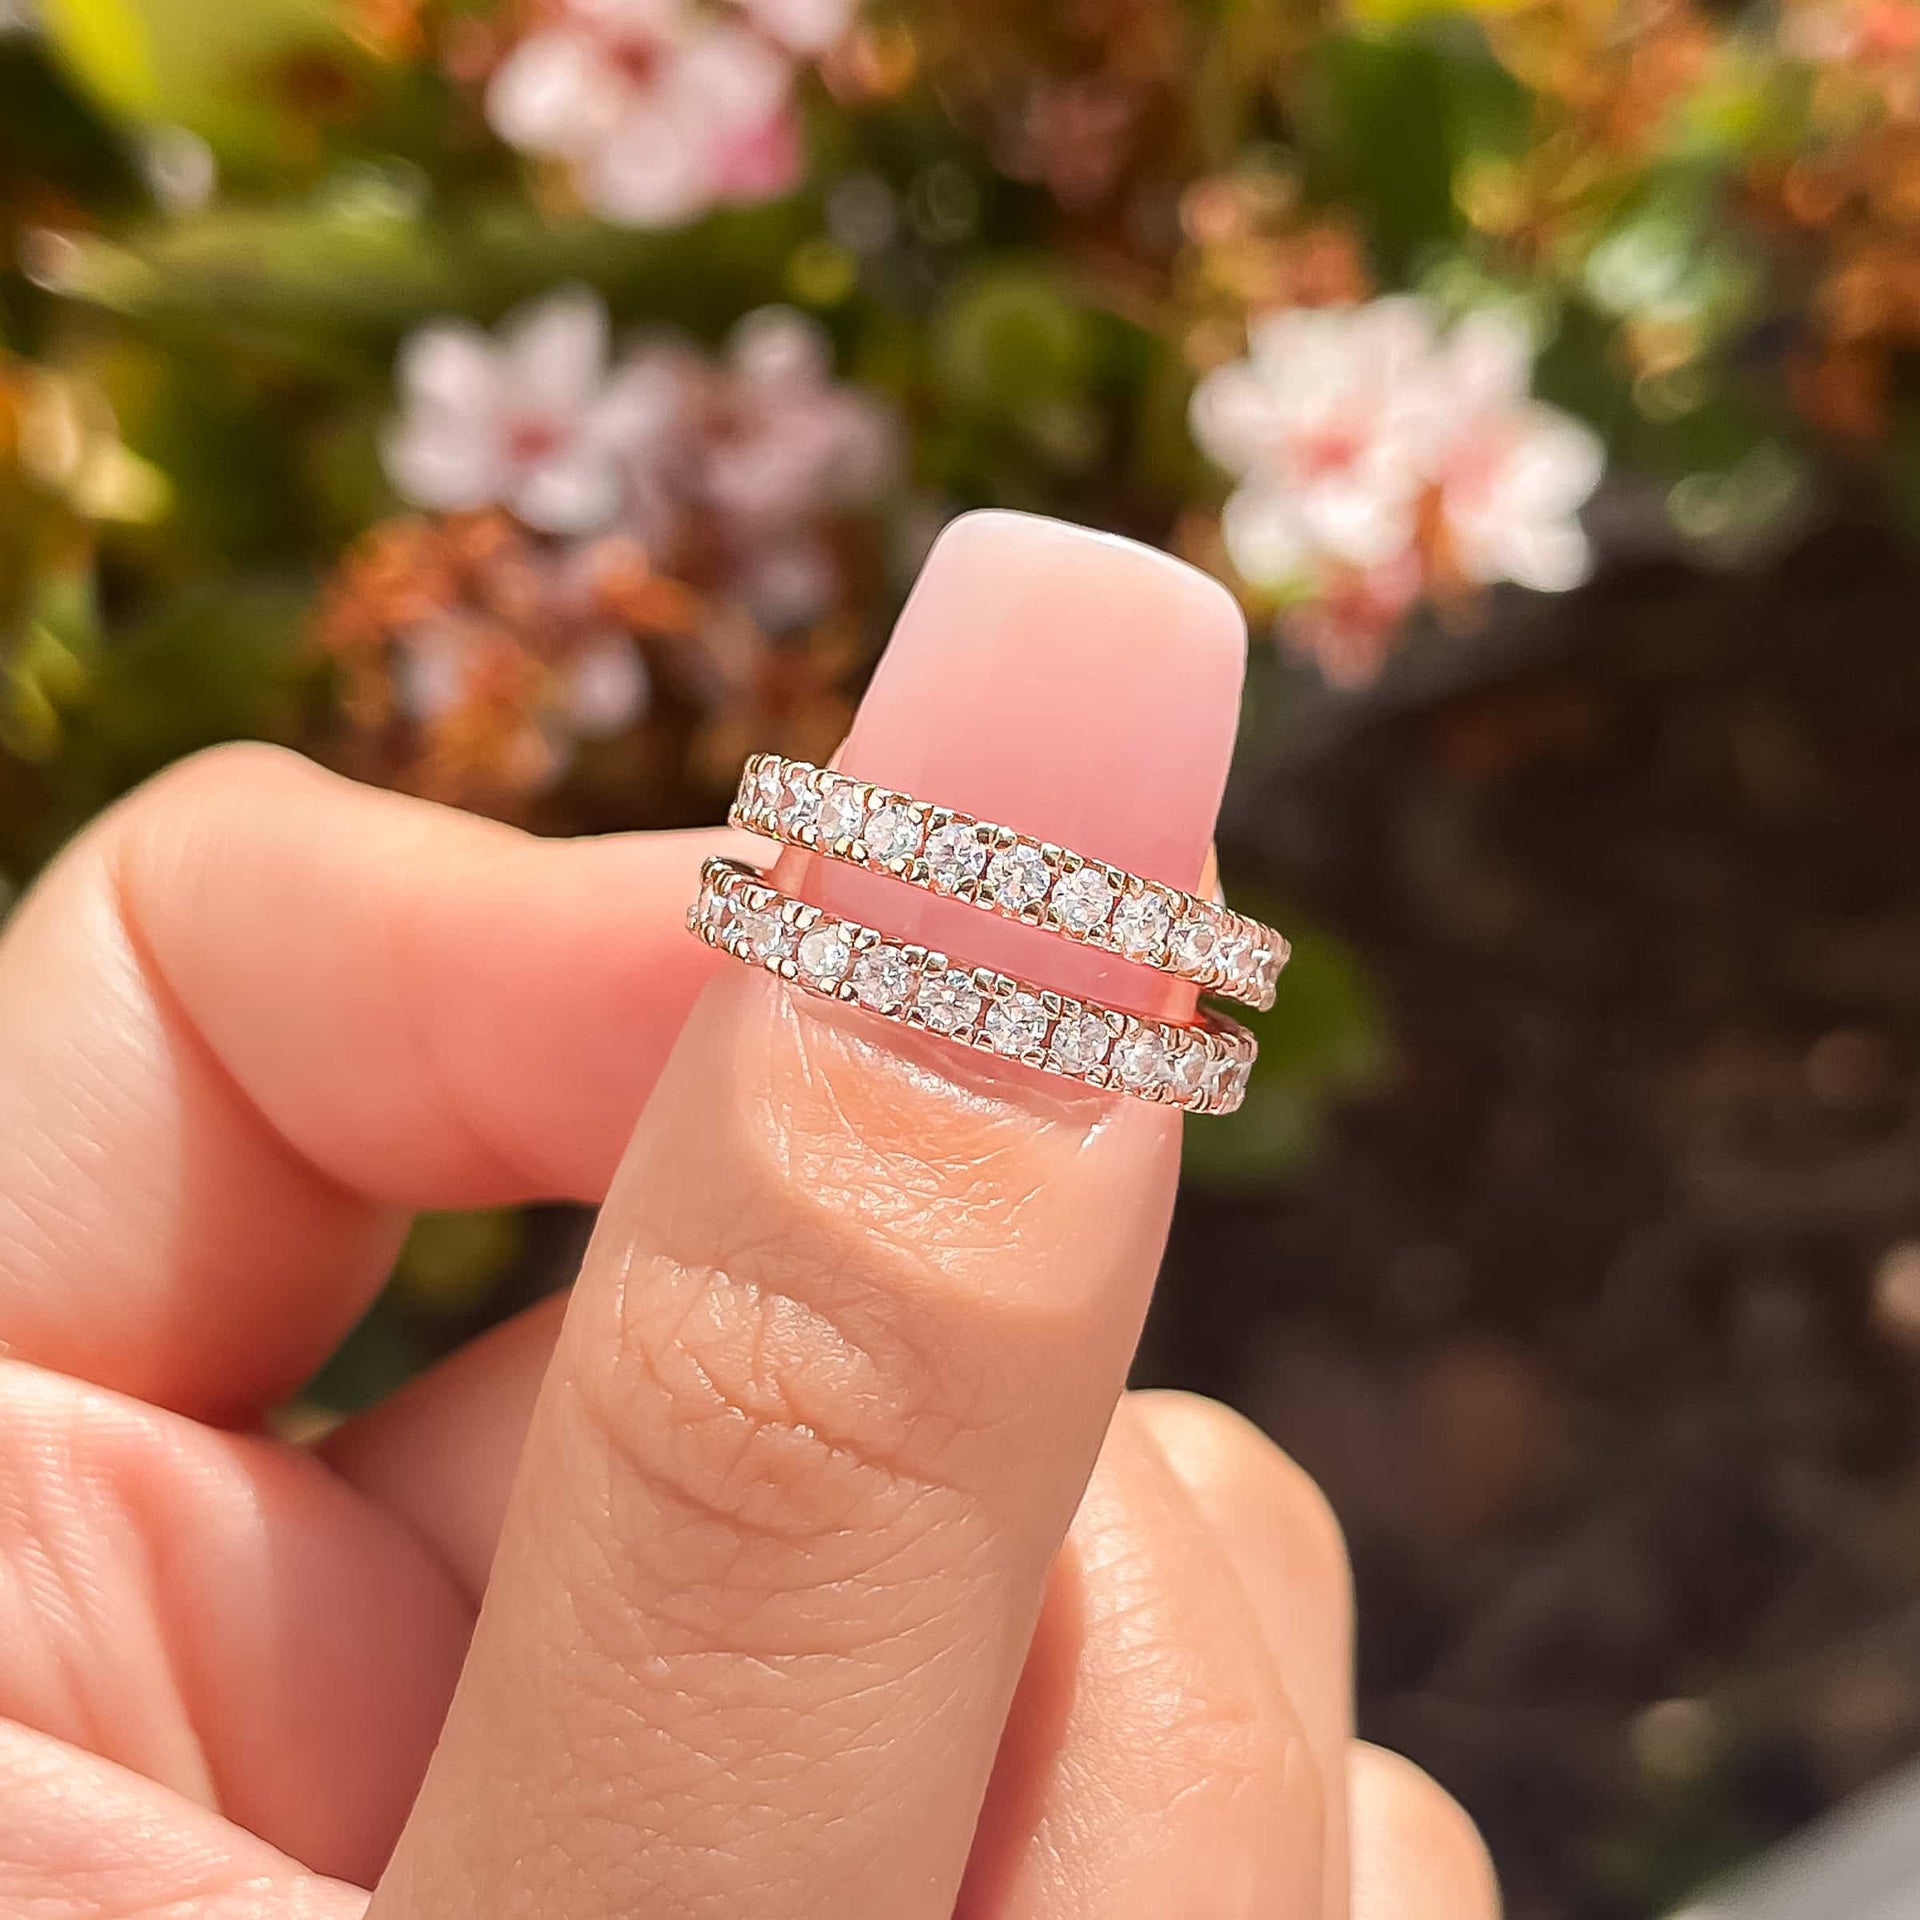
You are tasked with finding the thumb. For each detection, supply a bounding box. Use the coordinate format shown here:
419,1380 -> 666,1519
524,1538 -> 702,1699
369,511 -> 1251,1920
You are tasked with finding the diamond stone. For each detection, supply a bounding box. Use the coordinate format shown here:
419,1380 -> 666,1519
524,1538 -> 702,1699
1169,916 -> 1217,975
984,991 -> 1050,1056
915,967 -> 983,1034
696,890 -> 733,940
850,947 -> 913,1012
986,845 -> 1050,912
1170,1041 -> 1210,1100
780,773 -> 822,836
737,904 -> 794,965
1112,890 -> 1172,960
1215,924 -> 1254,987
864,803 -> 920,863
751,758 -> 782,815
1050,866 -> 1115,935
818,781 -> 868,843
796,922 -> 852,986
1114,1028 -> 1169,1091
926,822 -> 989,892
1050,1009 -> 1113,1072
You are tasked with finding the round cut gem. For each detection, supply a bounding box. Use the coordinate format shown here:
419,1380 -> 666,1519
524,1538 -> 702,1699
817,781 -> 868,843
926,822 -> 989,892
1114,1028 -> 1169,1091
781,774 -> 822,836
796,922 -> 852,986
987,845 -> 1050,912
1050,866 -> 1115,935
752,759 -> 782,815
738,905 -> 794,965
864,803 -> 920,863
849,947 -> 913,1012
1215,924 -> 1254,986
1170,1042 -> 1210,1099
1050,1009 -> 1113,1073
1112,890 -> 1172,960
984,991 -> 1050,1056
1169,916 -> 1217,974
915,967 -> 983,1034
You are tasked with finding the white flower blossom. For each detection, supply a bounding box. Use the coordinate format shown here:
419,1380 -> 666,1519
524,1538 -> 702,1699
485,0 -> 848,228
381,287 -> 672,535
1190,295 -> 1606,678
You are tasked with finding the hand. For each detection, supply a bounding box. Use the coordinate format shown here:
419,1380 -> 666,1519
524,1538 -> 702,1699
0,514 -> 1495,1918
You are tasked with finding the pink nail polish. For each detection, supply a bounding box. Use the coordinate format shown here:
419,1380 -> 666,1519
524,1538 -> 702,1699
782,510 -> 1247,1020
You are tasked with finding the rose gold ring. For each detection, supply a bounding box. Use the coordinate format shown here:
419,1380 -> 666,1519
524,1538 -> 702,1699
688,856 -> 1256,1115
729,754 -> 1288,1012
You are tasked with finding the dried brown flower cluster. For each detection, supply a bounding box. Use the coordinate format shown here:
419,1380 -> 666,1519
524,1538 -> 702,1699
310,510 -> 855,819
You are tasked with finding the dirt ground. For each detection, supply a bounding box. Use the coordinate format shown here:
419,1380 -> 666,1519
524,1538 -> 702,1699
1145,522 -> 1920,1917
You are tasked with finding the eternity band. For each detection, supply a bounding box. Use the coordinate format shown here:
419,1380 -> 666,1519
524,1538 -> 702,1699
689,856 -> 1255,1116
730,753 -> 1288,1012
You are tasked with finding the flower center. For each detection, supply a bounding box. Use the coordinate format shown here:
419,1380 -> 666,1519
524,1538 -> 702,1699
607,32 -> 663,85
506,415 -> 566,465
1293,420 -> 1369,479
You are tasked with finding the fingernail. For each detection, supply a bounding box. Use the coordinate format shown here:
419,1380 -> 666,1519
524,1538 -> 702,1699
786,510 -> 1246,1019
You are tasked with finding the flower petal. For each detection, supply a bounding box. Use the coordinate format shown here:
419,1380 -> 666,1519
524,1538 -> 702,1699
584,101 -> 718,226
729,305 -> 831,391
737,0 -> 853,53
395,322 -> 502,414
380,412 -> 507,513
504,286 -> 611,414
562,631 -> 651,735
1188,360 -> 1287,474
486,30 -> 619,157
1441,308 -> 1536,412
1221,485 -> 1311,586
512,445 -> 625,534
661,20 -> 793,133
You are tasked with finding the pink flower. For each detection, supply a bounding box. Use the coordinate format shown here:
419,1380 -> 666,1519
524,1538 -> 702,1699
382,287 -> 676,535
689,306 -> 898,624
485,0 -> 846,227
1427,312 -> 1605,594
1190,296 -> 1605,683
1190,298 -> 1445,585
1283,551 -> 1424,690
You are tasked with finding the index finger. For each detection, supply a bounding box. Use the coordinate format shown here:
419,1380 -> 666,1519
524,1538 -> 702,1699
0,752 -> 735,1418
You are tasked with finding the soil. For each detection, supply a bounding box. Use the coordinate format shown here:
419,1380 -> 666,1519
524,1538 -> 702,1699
1144,521 -> 1920,1918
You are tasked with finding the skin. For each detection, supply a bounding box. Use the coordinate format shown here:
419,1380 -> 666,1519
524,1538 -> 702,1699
0,513 -> 1499,1917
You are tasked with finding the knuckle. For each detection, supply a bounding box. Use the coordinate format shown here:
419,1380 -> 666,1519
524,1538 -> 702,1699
558,1234 -> 983,1635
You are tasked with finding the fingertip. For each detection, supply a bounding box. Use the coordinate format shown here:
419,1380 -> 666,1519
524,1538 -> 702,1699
1350,1743 -> 1501,1920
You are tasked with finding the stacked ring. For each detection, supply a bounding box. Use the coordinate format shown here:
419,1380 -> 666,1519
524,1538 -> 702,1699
688,857 -> 1255,1116
729,754 -> 1288,1012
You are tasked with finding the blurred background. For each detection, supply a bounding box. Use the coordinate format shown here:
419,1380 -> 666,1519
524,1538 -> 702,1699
4,0 -> 1920,1911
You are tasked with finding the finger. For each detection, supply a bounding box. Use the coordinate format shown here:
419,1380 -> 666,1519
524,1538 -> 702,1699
370,510 -> 1249,1920
959,1399 -> 1320,1918
1349,1743 -> 1501,1920
0,1357 -> 468,1884
321,1293 -> 567,1597
0,749 -> 734,1417
0,1717 -> 365,1919
1133,1389 -> 1354,1918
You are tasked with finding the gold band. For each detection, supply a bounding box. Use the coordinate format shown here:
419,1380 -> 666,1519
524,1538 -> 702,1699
688,856 -> 1255,1115
730,754 -> 1288,1012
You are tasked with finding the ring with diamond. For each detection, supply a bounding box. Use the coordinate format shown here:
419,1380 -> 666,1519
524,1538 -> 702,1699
688,856 -> 1256,1116
729,754 -> 1288,1012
